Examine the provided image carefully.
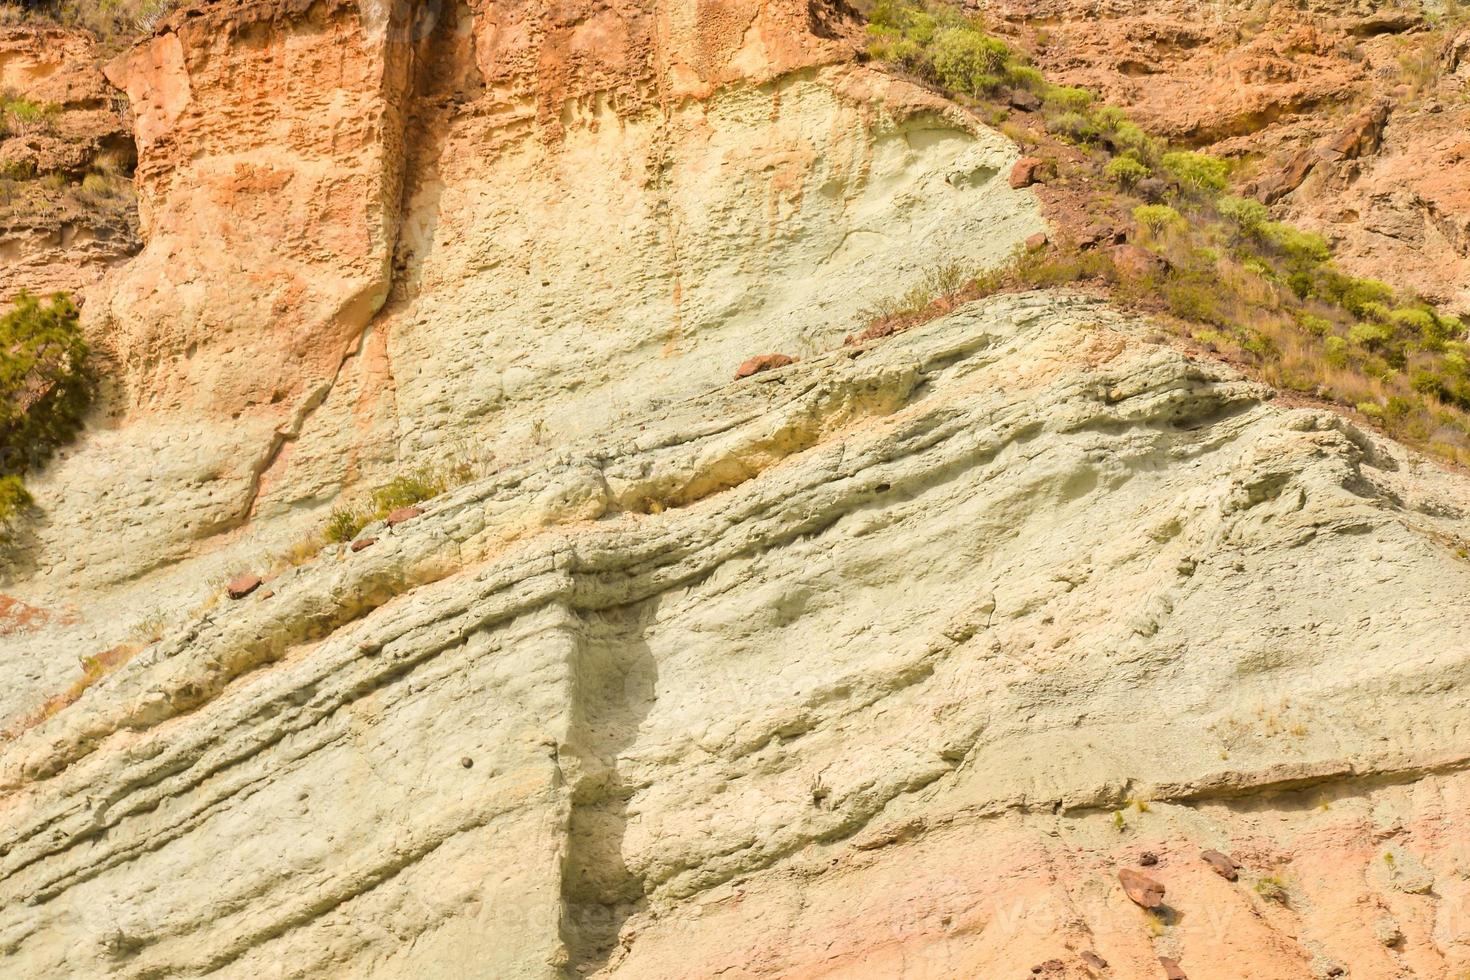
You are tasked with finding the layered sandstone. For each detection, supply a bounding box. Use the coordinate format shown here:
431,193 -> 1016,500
5,294 -> 1470,977
2,1 -> 1470,978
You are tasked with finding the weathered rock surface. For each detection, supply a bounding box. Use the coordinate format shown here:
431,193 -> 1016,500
12,0 -> 1041,599
0,25 -> 139,300
4,293 -> 1470,976
989,0 -> 1470,308
3,1 -> 1470,977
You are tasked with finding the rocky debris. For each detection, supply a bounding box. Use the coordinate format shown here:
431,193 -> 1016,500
1111,243 -> 1168,279
1201,849 -> 1239,881
1133,177 -> 1169,202
1077,223 -> 1120,250
1010,156 -> 1053,189
1249,148 -> 1318,205
1026,232 -> 1049,251
1080,950 -> 1109,971
1374,917 -> 1403,947
1344,11 -> 1422,37
1119,868 -> 1166,909
1139,851 -> 1158,866
386,507 -> 422,528
226,575 -> 261,600
1160,957 -> 1188,979
1030,958 -> 1065,975
1319,100 -> 1391,163
1007,87 -> 1042,112
350,537 -> 377,553
1384,849 -> 1435,894
0,25 -> 139,299
735,354 -> 798,380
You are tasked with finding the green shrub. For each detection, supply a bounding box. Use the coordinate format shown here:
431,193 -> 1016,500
1390,307 -> 1435,334
0,291 -> 91,523
0,475 -> 31,522
1260,222 -> 1329,268
1004,64 -> 1045,92
1348,321 -> 1394,349
80,173 -> 117,197
1317,272 -> 1394,316
370,468 -> 447,514
321,466 -> 451,544
2,96 -> 57,126
1044,85 -> 1094,113
1217,195 -> 1269,235
1358,301 -> 1392,324
1133,204 -> 1183,232
930,27 -> 1009,94
1161,150 -> 1229,193
1323,335 -> 1349,365
1047,111 -> 1097,142
324,507 -> 368,544
1110,121 -> 1156,157
1105,156 -> 1151,188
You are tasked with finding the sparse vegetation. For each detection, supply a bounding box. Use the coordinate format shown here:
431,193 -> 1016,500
0,291 -> 92,524
320,467 -> 459,545
863,1 -> 1470,468
0,91 -> 59,132
1254,874 -> 1289,904
1,0 -> 176,48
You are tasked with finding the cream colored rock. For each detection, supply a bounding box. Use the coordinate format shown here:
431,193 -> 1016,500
3,294 -> 1470,977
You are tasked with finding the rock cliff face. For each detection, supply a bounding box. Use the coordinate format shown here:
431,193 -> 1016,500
3,1 -> 1470,978
986,0 -> 1470,310
0,24 -> 138,300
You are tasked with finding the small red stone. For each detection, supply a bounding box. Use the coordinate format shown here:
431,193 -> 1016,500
1026,232 -> 1049,251
1080,950 -> 1108,971
386,507 -> 422,528
1201,849 -> 1239,881
351,537 -> 378,553
226,575 -> 261,600
1160,956 -> 1187,979
734,354 -> 796,380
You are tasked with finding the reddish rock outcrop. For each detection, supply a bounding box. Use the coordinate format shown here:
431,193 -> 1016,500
988,0 -> 1470,306
735,354 -> 797,380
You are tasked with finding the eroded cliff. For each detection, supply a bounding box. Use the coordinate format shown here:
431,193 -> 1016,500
1,1 -> 1469,978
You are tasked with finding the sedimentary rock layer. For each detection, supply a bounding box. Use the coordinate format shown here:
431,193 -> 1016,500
4,294 -> 1470,976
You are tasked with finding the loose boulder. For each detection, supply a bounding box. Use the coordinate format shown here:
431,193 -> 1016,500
1119,868 -> 1166,909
